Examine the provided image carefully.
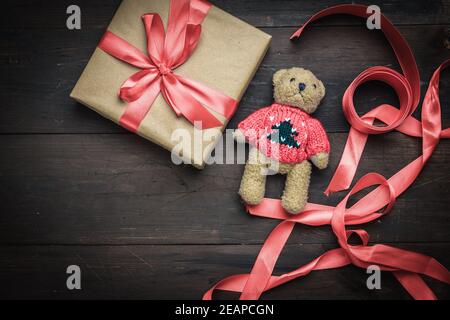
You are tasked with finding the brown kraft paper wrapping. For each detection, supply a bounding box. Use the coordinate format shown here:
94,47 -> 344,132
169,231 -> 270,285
70,0 -> 271,168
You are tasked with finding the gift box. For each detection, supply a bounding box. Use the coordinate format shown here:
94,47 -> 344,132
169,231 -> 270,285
70,0 -> 271,168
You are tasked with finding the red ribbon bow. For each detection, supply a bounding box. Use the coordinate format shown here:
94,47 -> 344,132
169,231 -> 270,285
204,5 -> 450,300
98,0 -> 237,132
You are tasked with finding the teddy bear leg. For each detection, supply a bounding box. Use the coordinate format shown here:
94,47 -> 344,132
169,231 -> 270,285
282,160 -> 312,214
238,148 -> 267,205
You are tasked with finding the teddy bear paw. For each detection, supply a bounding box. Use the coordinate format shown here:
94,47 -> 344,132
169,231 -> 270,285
239,187 -> 264,205
311,152 -> 329,170
281,195 -> 307,215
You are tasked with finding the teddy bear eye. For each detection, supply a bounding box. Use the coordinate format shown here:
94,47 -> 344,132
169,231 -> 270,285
290,78 -> 296,82
313,84 -> 317,89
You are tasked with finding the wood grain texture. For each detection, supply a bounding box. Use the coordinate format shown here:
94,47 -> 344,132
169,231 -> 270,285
0,0 -> 449,300
1,25 -> 450,133
2,0 -> 449,29
0,133 -> 448,245
0,243 -> 448,299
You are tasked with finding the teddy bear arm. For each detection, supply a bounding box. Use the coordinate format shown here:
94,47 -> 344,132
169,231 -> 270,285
310,152 -> 329,170
305,118 -> 330,169
236,106 -> 274,145
238,106 -> 272,134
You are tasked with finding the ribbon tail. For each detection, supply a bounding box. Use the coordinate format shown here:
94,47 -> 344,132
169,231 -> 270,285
190,0 -> 212,24
162,74 -> 223,129
420,60 -> 450,154
325,126 -> 370,195
239,221 -> 296,300
393,271 -> 437,300
119,78 -> 161,132
247,200 -> 333,224
203,274 -> 251,300
348,244 -> 450,286
176,74 -> 238,120
265,248 -> 352,291
203,247 -> 352,300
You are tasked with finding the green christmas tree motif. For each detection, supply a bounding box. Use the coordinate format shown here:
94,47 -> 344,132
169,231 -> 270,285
267,118 -> 301,148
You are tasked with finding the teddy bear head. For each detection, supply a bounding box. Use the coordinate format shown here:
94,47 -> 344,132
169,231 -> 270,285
273,67 -> 325,114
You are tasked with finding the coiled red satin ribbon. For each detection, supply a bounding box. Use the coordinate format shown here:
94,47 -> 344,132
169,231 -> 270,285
204,4 -> 450,300
98,0 -> 237,132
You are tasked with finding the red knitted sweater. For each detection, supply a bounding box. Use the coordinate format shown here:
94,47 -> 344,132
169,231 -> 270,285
238,103 -> 330,163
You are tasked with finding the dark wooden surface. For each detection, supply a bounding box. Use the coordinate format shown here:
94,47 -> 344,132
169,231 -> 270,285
0,0 -> 449,299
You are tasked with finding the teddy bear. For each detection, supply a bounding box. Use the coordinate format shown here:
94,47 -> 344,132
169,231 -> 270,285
234,67 -> 330,214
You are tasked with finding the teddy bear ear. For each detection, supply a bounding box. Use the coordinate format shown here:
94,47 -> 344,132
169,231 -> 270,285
317,79 -> 326,97
273,69 -> 287,86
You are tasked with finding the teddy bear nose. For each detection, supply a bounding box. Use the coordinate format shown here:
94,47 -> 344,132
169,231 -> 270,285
298,83 -> 306,91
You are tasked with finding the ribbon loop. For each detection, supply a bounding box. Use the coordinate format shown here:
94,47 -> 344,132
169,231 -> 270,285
98,31 -> 153,69
291,4 -> 420,194
142,14 -> 165,65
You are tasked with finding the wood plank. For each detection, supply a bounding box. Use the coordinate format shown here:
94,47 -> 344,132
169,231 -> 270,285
2,0 -> 449,29
1,25 -> 449,134
0,243 -> 448,299
213,0 -> 450,27
0,133 -> 448,245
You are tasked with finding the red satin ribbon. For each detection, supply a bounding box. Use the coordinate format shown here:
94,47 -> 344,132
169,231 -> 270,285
204,4 -> 450,300
98,0 -> 237,132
